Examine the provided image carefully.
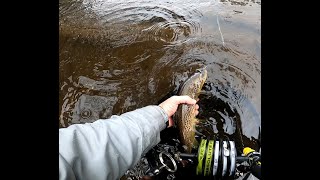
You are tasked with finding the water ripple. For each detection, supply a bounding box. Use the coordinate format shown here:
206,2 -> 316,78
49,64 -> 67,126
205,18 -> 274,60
59,0 -> 261,169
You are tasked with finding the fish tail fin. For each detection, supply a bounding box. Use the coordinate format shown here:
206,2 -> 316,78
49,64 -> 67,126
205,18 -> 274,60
192,138 -> 199,149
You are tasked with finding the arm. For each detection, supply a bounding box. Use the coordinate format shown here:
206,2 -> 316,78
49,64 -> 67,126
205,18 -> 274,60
59,95 -> 197,180
59,105 -> 168,180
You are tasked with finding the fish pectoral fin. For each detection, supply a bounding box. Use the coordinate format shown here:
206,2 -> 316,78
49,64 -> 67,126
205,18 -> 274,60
194,118 -> 206,124
182,145 -> 188,152
193,118 -> 200,124
192,139 -> 199,149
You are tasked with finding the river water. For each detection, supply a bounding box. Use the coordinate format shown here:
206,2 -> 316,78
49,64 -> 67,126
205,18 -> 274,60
59,0 -> 261,179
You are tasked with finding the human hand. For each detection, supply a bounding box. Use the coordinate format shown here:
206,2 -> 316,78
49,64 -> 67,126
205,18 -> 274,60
159,95 -> 199,127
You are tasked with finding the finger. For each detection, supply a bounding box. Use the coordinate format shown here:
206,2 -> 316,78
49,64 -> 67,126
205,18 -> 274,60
195,104 -> 199,110
196,98 -> 200,102
174,95 -> 197,105
168,117 -> 174,127
195,110 -> 199,116
141,176 -> 153,180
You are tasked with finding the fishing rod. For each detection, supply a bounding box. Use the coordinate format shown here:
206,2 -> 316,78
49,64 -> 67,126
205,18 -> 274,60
143,137 -> 261,180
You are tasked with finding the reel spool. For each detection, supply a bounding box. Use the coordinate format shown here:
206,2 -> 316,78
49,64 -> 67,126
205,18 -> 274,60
196,138 -> 237,178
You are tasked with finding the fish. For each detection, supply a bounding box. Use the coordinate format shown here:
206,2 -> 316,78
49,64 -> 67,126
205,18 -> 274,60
176,67 -> 207,153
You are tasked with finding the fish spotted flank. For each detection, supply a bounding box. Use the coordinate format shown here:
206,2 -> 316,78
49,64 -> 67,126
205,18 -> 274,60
176,67 -> 207,153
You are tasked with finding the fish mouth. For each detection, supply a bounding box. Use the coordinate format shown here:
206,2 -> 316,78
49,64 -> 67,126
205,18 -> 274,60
196,66 -> 207,74
197,67 -> 207,85
196,66 -> 207,77
178,66 -> 208,96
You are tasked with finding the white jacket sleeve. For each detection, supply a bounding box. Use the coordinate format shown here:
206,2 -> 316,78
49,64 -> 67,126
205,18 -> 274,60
59,105 -> 168,180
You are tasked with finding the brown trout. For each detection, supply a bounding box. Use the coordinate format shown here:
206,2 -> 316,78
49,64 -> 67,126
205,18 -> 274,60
176,67 -> 207,153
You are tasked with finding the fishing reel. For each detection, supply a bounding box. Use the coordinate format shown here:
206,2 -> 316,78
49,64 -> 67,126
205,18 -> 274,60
190,138 -> 261,179
194,138 -> 237,177
144,138 -> 261,180
143,143 -> 180,180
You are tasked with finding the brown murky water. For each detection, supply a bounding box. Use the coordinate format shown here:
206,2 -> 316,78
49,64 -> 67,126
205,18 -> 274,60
59,0 -> 260,178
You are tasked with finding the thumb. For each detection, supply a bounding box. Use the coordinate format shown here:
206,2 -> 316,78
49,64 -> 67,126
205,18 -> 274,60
175,95 -> 197,105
